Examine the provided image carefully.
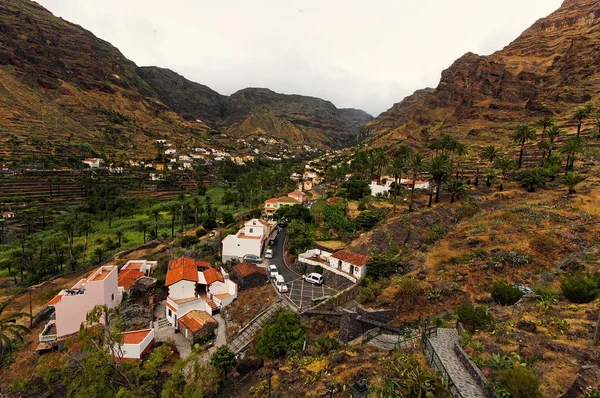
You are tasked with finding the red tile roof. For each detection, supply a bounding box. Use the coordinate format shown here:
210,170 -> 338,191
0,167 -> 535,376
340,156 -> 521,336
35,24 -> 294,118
48,293 -> 63,306
166,256 -> 210,286
331,250 -> 371,267
203,268 -> 224,285
233,262 -> 267,278
118,269 -> 144,290
178,310 -> 217,334
289,190 -> 306,196
121,329 -> 153,345
277,196 -> 299,203
265,198 -> 277,204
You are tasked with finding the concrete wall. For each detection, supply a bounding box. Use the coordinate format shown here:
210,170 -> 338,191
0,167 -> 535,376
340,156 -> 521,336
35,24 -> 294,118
168,280 -> 197,301
222,236 -> 262,262
328,257 -> 366,279
118,329 -> 155,359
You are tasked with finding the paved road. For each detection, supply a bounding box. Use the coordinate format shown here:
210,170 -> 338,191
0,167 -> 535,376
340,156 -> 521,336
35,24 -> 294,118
269,227 -> 337,309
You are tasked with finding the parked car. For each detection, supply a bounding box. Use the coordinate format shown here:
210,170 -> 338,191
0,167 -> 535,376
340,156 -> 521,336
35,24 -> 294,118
243,254 -> 263,264
302,273 -> 324,285
275,274 -> 288,293
269,235 -> 277,246
264,249 -> 274,259
268,264 -> 278,278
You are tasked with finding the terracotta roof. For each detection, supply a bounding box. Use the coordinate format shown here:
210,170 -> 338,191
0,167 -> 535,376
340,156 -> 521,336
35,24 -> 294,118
233,262 -> 267,278
289,190 -> 306,196
330,250 -> 371,267
165,301 -> 177,313
238,233 -> 261,239
277,196 -> 299,203
48,292 -> 63,306
178,310 -> 217,334
166,256 -> 210,286
203,268 -> 224,285
121,329 -> 153,345
265,198 -> 277,204
245,218 -> 269,227
118,269 -> 144,290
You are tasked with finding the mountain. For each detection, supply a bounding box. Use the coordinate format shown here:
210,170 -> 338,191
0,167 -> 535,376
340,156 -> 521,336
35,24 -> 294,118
365,0 -> 600,148
0,0 -> 371,164
139,68 -> 373,148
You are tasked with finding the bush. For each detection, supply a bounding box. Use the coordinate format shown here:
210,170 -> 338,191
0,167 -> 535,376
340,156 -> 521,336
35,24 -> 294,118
209,346 -> 237,374
365,257 -> 398,280
560,273 -> 599,303
340,179 -> 370,200
313,336 -> 341,355
457,304 -> 493,333
179,235 -> 198,248
254,310 -> 305,358
491,280 -> 524,306
357,201 -> 367,211
314,265 -> 323,275
195,228 -> 206,238
355,210 -> 382,230
497,367 -> 543,398
358,286 -> 375,304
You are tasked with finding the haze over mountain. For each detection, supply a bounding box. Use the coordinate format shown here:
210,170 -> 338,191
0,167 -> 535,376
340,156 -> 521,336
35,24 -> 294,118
365,0 -> 600,148
0,0 -> 371,162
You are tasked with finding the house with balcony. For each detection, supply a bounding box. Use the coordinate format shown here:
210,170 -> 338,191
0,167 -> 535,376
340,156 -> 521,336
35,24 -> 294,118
298,249 -> 371,282
221,219 -> 275,262
164,256 -> 237,331
40,265 -> 121,344
118,259 -> 157,294
264,198 -> 278,215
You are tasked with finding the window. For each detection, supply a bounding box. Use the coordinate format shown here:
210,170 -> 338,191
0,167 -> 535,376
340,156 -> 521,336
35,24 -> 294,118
249,228 -> 253,233
168,309 -> 172,317
338,260 -> 342,269
111,293 -> 114,301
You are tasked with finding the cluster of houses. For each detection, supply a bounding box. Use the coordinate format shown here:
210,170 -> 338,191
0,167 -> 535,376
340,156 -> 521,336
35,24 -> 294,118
38,255 -> 241,360
221,218 -> 277,262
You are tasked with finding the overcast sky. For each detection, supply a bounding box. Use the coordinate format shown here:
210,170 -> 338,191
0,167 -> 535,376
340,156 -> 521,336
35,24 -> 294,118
37,0 -> 563,116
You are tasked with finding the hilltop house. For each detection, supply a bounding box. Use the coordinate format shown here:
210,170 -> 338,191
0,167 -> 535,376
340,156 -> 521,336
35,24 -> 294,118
41,265 -> 121,343
370,176 -> 430,196
115,329 -> 155,360
298,249 -> 371,282
82,158 -> 104,169
221,219 -> 275,262
118,260 -> 157,294
165,256 -> 237,332
288,190 -> 307,204
2,211 -> 15,219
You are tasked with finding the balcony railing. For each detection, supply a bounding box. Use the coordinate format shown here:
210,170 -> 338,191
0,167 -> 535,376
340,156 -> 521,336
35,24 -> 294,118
39,320 -> 57,343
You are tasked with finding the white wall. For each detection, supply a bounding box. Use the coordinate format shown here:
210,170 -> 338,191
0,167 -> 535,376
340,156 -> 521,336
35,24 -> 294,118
369,184 -> 390,196
118,329 -> 155,359
168,280 -> 197,300
222,236 -> 262,262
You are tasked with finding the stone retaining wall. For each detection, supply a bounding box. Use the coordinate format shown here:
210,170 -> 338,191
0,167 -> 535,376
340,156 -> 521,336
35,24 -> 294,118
453,338 -> 498,398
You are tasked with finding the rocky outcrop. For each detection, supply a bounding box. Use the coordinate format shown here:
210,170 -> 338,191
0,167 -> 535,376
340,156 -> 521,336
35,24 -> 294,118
365,0 -> 600,148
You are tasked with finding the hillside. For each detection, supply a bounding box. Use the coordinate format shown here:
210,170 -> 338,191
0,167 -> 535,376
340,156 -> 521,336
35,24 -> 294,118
364,0 -> 600,148
0,0 -> 371,164
140,68 -> 373,149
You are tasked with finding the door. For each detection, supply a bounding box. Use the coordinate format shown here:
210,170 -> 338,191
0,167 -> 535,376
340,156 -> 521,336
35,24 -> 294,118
350,265 -> 355,275
174,313 -> 177,328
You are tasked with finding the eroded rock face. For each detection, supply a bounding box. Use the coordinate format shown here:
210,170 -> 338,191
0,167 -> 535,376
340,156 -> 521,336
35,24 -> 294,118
365,0 -> 600,148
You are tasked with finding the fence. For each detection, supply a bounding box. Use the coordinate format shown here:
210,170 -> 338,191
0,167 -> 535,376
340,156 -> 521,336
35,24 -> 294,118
363,327 -> 420,351
421,328 -> 464,398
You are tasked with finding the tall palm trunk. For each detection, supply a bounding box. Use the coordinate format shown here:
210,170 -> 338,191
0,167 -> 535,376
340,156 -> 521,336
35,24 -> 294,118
518,141 -> 525,169
409,172 -> 417,212
577,123 -> 581,138
435,181 -> 442,203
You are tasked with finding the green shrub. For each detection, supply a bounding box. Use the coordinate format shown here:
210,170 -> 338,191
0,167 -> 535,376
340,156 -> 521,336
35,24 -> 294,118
355,210 -> 382,230
491,280 -> 524,306
457,304 -> 493,333
254,310 -> 305,359
534,286 -> 559,311
179,235 -> 198,248
209,346 -> 236,374
195,228 -> 206,238
314,265 -> 323,275
497,367 -> 543,398
358,286 -> 375,304
313,336 -> 341,356
365,257 -> 398,280
560,273 -> 599,303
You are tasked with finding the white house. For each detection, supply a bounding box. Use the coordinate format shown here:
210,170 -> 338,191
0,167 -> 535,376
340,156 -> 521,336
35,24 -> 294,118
115,329 -> 155,360
298,249 -> 371,282
165,256 -> 237,329
165,148 -> 177,155
82,158 -> 104,169
221,219 -> 275,263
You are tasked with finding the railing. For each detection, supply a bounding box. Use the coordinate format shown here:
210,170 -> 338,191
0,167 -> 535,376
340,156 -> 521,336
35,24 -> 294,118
421,328 -> 464,398
39,320 -> 58,343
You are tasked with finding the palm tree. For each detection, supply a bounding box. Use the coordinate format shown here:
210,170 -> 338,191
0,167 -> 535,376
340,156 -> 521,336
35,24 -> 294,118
454,143 -> 467,178
137,221 -> 148,243
78,216 -> 94,263
115,230 -> 124,247
0,300 -> 30,355
536,116 -> 554,142
371,148 -> 386,184
594,117 -> 600,139
561,172 -> 585,194
511,124 -> 537,169
480,145 -> 499,164
560,137 -> 583,172
446,178 -> 468,203
426,154 -> 453,204
573,107 -> 591,138
546,125 -> 562,159
494,157 -> 517,180
149,208 -> 162,239
167,204 -> 178,238
388,146 -> 412,212
518,169 -> 546,192
408,153 -> 425,212
191,197 -> 203,228
178,193 -> 186,234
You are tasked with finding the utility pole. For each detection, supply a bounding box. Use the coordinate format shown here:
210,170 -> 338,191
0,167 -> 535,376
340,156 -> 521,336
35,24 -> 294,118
29,288 -> 33,328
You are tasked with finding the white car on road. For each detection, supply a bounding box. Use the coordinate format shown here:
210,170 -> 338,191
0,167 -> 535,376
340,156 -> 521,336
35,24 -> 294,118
264,249 -> 274,259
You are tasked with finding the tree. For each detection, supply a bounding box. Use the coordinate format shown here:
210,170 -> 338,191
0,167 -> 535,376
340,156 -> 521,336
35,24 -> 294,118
387,146 -> 412,212
340,179 -> 370,200
517,168 -> 546,192
0,300 -> 30,356
408,153 -> 425,212
115,230 -> 124,247
511,124 -> 537,169
137,221 -> 148,244
494,157 -> 517,180
454,142 -> 468,178
445,178 -> 468,203
275,204 -> 312,223
209,346 -> 237,375
286,220 -> 314,255
371,148 -> 387,184
149,208 -> 162,241
535,116 -> 554,142
426,154 -> 452,204
561,172 -> 585,194
254,310 -> 305,358
167,204 -> 178,238
480,145 -> 499,164
560,137 -> 583,172
191,196 -> 203,228
355,210 -> 382,230
573,106 -> 591,138
546,124 -> 562,159
365,257 -> 398,280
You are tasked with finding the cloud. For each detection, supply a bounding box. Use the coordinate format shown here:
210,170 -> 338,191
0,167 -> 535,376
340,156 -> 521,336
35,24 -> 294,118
37,0 -> 563,116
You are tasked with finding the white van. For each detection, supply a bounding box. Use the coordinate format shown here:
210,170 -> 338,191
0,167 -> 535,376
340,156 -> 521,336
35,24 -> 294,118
275,274 -> 288,293
303,273 -> 324,285
268,264 -> 278,279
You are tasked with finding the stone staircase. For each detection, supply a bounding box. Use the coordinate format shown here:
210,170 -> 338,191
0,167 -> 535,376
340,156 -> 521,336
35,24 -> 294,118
229,299 -> 288,354
156,317 -> 171,330
206,299 -> 218,312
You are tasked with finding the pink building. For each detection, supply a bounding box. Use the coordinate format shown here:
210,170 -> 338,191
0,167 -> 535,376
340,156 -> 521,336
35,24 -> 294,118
40,266 -> 120,343
288,190 -> 307,204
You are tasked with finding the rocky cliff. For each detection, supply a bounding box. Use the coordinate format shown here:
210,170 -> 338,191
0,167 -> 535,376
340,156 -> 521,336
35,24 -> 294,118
0,0 -> 371,162
365,0 -> 600,148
